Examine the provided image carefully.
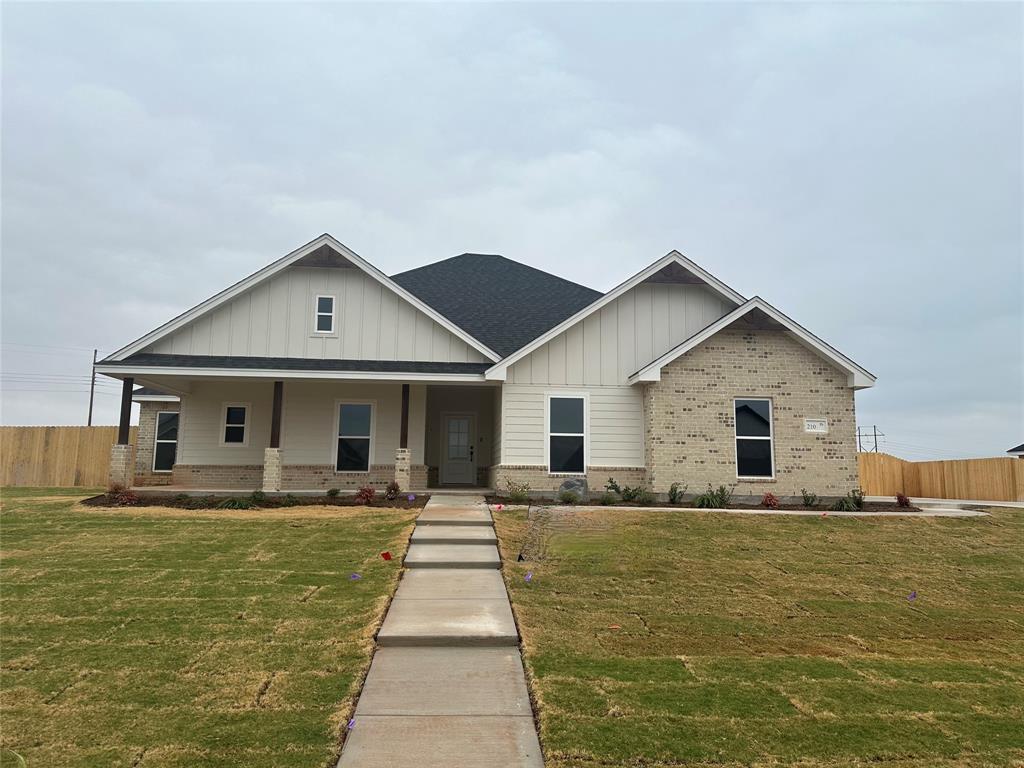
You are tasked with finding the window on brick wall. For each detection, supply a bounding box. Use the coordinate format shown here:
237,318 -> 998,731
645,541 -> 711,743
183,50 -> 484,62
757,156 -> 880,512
735,398 -> 774,478
336,402 -> 373,472
548,395 -> 585,474
153,412 -> 178,472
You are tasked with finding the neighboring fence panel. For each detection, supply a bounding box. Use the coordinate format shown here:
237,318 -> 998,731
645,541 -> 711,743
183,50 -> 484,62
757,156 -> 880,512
858,452 -> 1024,502
0,426 -> 137,487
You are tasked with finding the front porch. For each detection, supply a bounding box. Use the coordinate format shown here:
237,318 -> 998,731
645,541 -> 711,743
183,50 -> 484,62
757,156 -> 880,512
109,375 -> 500,494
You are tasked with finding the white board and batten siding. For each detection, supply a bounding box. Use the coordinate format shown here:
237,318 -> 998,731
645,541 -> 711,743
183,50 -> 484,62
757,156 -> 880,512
499,283 -> 732,468
147,266 -> 488,364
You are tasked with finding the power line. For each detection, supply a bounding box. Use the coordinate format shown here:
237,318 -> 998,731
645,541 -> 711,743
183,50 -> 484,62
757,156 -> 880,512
1,341 -> 110,353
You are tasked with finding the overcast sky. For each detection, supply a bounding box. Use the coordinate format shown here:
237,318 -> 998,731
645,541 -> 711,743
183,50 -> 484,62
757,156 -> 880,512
2,2 -> 1021,460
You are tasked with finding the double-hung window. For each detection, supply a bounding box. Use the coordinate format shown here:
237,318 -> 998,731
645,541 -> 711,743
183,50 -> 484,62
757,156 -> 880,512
314,295 -> 335,333
337,403 -> 373,472
223,404 -> 248,445
548,396 -> 585,474
153,412 -> 179,472
735,398 -> 774,478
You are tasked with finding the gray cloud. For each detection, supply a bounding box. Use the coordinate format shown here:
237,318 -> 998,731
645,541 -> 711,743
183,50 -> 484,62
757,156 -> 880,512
2,2 -> 1021,459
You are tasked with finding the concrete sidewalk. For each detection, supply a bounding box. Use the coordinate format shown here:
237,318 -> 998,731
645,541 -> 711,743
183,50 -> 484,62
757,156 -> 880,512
338,494 -> 542,768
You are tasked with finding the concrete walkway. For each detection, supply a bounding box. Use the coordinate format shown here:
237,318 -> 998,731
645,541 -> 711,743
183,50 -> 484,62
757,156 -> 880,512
338,494 -> 542,767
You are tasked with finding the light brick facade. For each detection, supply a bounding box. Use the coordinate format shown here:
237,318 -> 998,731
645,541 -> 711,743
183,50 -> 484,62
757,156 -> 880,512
488,465 -> 647,498
134,401 -> 180,486
109,443 -> 134,489
172,464 -> 264,489
280,464 -> 396,490
394,448 -> 411,491
643,328 -> 858,499
262,448 -> 282,492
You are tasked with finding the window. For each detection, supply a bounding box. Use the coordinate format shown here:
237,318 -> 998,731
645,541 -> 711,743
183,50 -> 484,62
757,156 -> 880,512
153,412 -> 179,472
548,396 -> 585,474
735,398 -> 773,478
337,403 -> 372,472
314,295 -> 335,333
222,404 -> 248,445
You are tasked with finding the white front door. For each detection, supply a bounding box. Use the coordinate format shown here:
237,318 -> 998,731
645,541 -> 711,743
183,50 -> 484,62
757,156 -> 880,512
441,413 -> 476,485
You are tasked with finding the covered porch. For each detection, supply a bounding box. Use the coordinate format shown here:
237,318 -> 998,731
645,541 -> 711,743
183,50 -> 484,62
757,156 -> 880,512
103,369 -> 499,494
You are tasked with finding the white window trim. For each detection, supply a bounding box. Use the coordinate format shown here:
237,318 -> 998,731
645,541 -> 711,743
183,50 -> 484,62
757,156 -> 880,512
152,411 -> 179,473
333,399 -> 375,474
544,392 -> 589,476
313,294 -> 337,335
220,402 -> 251,447
734,397 -> 775,480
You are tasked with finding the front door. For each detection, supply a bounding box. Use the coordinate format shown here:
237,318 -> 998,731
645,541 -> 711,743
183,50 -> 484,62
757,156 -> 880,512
441,413 -> 476,485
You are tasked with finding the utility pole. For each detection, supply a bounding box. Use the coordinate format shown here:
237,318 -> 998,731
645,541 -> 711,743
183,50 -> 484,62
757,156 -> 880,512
87,348 -> 97,426
856,426 -> 885,452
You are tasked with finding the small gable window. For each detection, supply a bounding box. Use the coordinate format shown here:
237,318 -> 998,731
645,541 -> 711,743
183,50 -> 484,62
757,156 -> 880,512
222,404 -> 249,446
315,295 -> 335,333
735,398 -> 773,478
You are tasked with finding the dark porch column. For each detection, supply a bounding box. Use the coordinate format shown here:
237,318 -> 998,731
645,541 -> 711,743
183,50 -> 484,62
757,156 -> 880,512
117,377 -> 134,444
400,383 -> 410,449
270,380 -> 284,448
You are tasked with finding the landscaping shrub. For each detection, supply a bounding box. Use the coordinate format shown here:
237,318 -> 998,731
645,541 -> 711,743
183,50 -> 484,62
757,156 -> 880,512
830,494 -> 857,512
384,481 -> 401,501
186,496 -> 215,510
668,482 -> 687,505
282,493 -> 302,507
107,482 -> 125,496
895,492 -> 911,508
619,485 -> 644,502
325,487 -> 340,498
800,488 -> 818,508
636,488 -> 656,507
694,484 -> 733,509
605,478 -> 621,496
173,493 -> 190,505
355,486 -> 376,505
216,497 -> 254,510
113,489 -> 140,507
761,492 -> 780,509
557,489 -> 580,505
598,491 -> 617,506
850,487 -> 865,510
250,490 -> 266,505
503,477 -> 531,504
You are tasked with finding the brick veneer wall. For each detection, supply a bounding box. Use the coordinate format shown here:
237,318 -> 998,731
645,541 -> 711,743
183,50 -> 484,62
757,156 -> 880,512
644,328 -> 858,498
134,401 -> 181,486
171,464 -> 263,490
281,465 -> 395,490
489,465 -> 647,497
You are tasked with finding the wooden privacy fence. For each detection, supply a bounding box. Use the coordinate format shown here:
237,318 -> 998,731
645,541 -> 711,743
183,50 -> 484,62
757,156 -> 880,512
858,452 -> 1024,502
1,426 -> 137,487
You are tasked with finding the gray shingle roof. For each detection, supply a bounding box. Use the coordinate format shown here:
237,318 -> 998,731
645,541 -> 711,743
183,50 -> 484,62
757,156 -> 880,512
1008,443 -> 1024,454
109,354 -> 490,375
391,253 -> 602,358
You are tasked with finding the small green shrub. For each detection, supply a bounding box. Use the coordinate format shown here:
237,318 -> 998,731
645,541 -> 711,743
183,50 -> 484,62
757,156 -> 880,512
503,477 -> 531,504
694,484 -> 733,509
283,493 -> 302,507
598,491 -> 617,506
173,493 -> 190,505
217,497 -> 253,510
186,495 -> 215,510
557,489 -> 580,505
636,489 -> 656,507
830,494 -> 857,512
605,478 -> 621,495
250,490 -> 266,504
384,481 -> 401,501
325,488 -> 340,498
619,485 -> 644,502
800,488 -> 818,508
850,487 -> 865,510
668,482 -> 687,505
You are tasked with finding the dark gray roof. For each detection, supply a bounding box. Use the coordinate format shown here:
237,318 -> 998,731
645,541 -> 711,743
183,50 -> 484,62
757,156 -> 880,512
110,353 -> 490,375
133,386 -> 174,397
1008,443 -> 1024,454
391,253 -> 602,357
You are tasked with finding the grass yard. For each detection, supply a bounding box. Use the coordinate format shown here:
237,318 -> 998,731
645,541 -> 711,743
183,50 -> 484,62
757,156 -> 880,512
494,506 -> 1024,768
0,487 -> 416,768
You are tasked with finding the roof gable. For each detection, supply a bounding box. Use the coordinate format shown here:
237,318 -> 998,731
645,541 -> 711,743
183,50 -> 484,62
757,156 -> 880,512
391,254 -> 602,358
105,235 -> 500,363
485,250 -> 746,379
629,297 -> 877,389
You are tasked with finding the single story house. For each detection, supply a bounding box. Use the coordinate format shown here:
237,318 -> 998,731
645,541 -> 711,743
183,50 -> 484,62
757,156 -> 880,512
98,234 -> 876,498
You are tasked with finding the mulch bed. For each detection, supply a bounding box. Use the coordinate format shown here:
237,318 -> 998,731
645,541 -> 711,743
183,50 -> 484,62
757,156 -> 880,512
486,496 -> 919,514
81,492 -> 430,510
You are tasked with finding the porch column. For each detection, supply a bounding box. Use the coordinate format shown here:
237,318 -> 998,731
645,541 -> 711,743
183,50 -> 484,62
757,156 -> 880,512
262,380 -> 284,492
108,377 -> 134,489
394,383 -> 411,490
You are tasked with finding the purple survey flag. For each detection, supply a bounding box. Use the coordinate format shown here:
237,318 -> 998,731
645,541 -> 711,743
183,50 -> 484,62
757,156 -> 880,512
350,573 -> 362,581
908,590 -> 917,601
525,571 -> 533,583
347,718 -> 356,730
408,494 -> 416,502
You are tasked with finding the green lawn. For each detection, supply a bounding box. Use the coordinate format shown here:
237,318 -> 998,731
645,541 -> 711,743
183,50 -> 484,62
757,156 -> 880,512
494,506 -> 1024,768
0,487 -> 416,768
